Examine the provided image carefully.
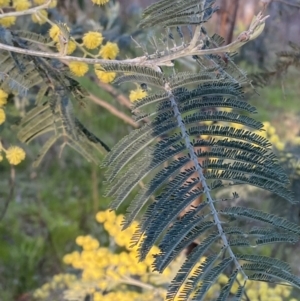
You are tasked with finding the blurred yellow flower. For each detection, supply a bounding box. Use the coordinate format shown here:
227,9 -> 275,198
0,108 -> 6,125
270,135 -> 280,145
99,42 -> 119,59
91,0 -> 109,5
95,211 -> 106,223
75,236 -> 85,246
267,126 -> 276,136
0,0 -> 9,6
0,89 -> 8,107
276,141 -> 285,151
56,40 -> 76,55
49,23 -> 70,42
69,62 -> 89,77
95,70 -> 116,83
83,32 -> 103,49
33,0 -> 57,7
129,88 -> 148,102
0,16 -> 16,27
5,146 -> 26,165
13,0 -> 31,11
0,154 -> 3,162
31,10 -> 48,24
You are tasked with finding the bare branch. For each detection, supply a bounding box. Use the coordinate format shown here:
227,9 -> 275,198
88,93 -> 138,128
0,11 -> 269,69
0,0 -> 52,19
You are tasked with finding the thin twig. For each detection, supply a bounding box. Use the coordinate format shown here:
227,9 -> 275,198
0,12 -> 269,68
120,276 -> 156,290
95,80 -> 132,109
88,93 -> 138,128
0,0 -> 52,19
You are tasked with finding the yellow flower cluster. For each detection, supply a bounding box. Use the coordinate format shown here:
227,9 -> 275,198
0,0 -> 9,6
99,42 -> 119,59
13,0 -> 31,11
47,10 -> 119,82
259,121 -> 285,151
90,0 -> 109,5
31,9 -> 48,25
243,279 -> 292,301
33,0 -> 57,7
0,0 -> 57,26
93,42 -> 119,83
129,88 -> 148,102
0,145 -> 26,165
95,69 -> 116,83
33,208 -> 296,301
0,16 -> 16,27
82,32 -> 103,50
69,62 -> 89,77
0,89 -> 26,165
0,89 -> 7,125
33,273 -> 77,299
0,108 -> 6,125
56,40 -> 77,55
49,23 -> 70,42
0,89 -> 8,107
34,209 -> 178,301
5,146 -> 26,165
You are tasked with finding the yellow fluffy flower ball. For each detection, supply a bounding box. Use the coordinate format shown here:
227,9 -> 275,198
99,42 -> 119,59
13,0 -> 31,10
33,0 -> 57,7
0,89 -> 8,107
0,16 -> 16,27
69,62 -> 89,77
56,40 -> 76,55
95,70 -> 116,83
31,10 -> 48,24
49,24 -> 70,42
129,88 -> 148,102
0,108 -> 5,125
5,146 -> 26,165
0,0 -> 9,6
90,0 -> 109,5
82,32 -> 103,49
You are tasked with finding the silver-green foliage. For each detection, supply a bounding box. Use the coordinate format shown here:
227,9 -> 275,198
102,1 -> 300,300
0,26 -> 109,166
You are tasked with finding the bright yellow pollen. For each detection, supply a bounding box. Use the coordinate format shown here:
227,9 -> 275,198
31,9 -> 48,24
95,70 -> 116,83
129,88 -> 148,102
90,0 -> 109,5
0,16 -> 16,27
99,42 -> 119,59
82,32 -> 103,49
13,0 -> 31,11
0,108 -> 5,125
5,146 -> 26,165
69,62 -> 89,77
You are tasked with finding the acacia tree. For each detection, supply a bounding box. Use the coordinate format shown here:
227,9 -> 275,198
1,0 -> 300,300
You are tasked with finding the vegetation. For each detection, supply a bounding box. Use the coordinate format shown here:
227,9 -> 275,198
1,0 -> 300,301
